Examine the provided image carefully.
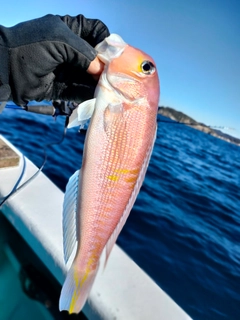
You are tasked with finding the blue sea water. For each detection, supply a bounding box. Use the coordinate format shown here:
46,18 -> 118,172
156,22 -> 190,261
0,106 -> 239,320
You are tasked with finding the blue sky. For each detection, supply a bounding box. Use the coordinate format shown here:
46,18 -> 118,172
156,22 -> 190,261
1,0 -> 239,137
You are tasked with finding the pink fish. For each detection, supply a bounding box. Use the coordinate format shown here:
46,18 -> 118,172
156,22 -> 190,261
59,34 -> 160,313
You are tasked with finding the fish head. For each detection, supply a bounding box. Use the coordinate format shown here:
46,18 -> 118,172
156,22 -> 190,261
96,34 -> 160,109
109,45 -> 160,108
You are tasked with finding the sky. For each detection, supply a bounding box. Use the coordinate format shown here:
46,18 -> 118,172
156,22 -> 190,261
0,0 -> 239,137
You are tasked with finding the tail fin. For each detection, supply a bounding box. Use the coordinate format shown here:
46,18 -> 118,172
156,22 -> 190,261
59,262 -> 98,314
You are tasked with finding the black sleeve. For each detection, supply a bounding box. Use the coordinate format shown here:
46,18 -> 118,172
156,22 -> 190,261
58,14 -> 110,47
0,14 -> 109,106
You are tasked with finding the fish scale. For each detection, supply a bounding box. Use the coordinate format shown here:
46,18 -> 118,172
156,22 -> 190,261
59,33 -> 159,314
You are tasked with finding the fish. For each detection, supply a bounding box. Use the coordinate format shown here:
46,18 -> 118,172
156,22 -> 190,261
59,34 -> 160,314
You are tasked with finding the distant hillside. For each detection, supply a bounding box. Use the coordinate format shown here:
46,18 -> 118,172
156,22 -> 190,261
158,106 -> 240,146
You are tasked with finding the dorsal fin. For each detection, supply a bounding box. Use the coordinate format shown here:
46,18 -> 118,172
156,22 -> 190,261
62,169 -> 81,263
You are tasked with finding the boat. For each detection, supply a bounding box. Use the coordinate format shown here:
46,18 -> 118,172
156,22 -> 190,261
0,135 -> 192,319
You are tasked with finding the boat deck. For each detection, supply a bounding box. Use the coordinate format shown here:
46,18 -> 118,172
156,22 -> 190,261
0,135 -> 192,320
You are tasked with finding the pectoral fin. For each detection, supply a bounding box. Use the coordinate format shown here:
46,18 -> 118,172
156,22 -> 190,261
68,98 -> 96,128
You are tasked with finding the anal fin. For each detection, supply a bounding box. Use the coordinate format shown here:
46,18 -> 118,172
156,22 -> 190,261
62,169 -> 81,264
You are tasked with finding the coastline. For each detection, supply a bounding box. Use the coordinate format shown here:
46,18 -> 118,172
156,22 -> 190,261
158,106 -> 240,147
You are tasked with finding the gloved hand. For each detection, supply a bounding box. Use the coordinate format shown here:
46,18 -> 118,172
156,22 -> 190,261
0,14 -> 109,106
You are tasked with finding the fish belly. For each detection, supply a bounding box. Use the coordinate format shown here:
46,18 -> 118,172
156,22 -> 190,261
78,88 -> 156,263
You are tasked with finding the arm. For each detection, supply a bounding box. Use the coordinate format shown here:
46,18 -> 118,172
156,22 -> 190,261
0,14 -> 110,106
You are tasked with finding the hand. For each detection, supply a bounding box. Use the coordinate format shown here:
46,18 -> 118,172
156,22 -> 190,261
0,14 -> 109,106
87,56 -> 105,80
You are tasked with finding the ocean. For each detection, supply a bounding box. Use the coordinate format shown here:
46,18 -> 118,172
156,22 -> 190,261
0,105 -> 239,320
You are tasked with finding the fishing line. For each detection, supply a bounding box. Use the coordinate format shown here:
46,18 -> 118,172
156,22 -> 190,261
0,104 -> 223,208
5,104 -> 25,110
0,155 -> 26,205
5,103 -> 212,128
0,117 -> 68,208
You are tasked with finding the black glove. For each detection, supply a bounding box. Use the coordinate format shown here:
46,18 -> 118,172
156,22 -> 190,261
0,14 -> 109,106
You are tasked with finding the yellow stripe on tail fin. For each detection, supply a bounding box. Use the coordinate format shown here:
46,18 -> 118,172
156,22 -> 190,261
59,261 -> 98,314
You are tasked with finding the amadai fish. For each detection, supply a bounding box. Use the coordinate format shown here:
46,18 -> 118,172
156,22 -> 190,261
59,34 -> 160,313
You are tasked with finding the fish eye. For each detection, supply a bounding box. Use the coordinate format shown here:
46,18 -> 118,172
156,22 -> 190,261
141,61 -> 155,75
